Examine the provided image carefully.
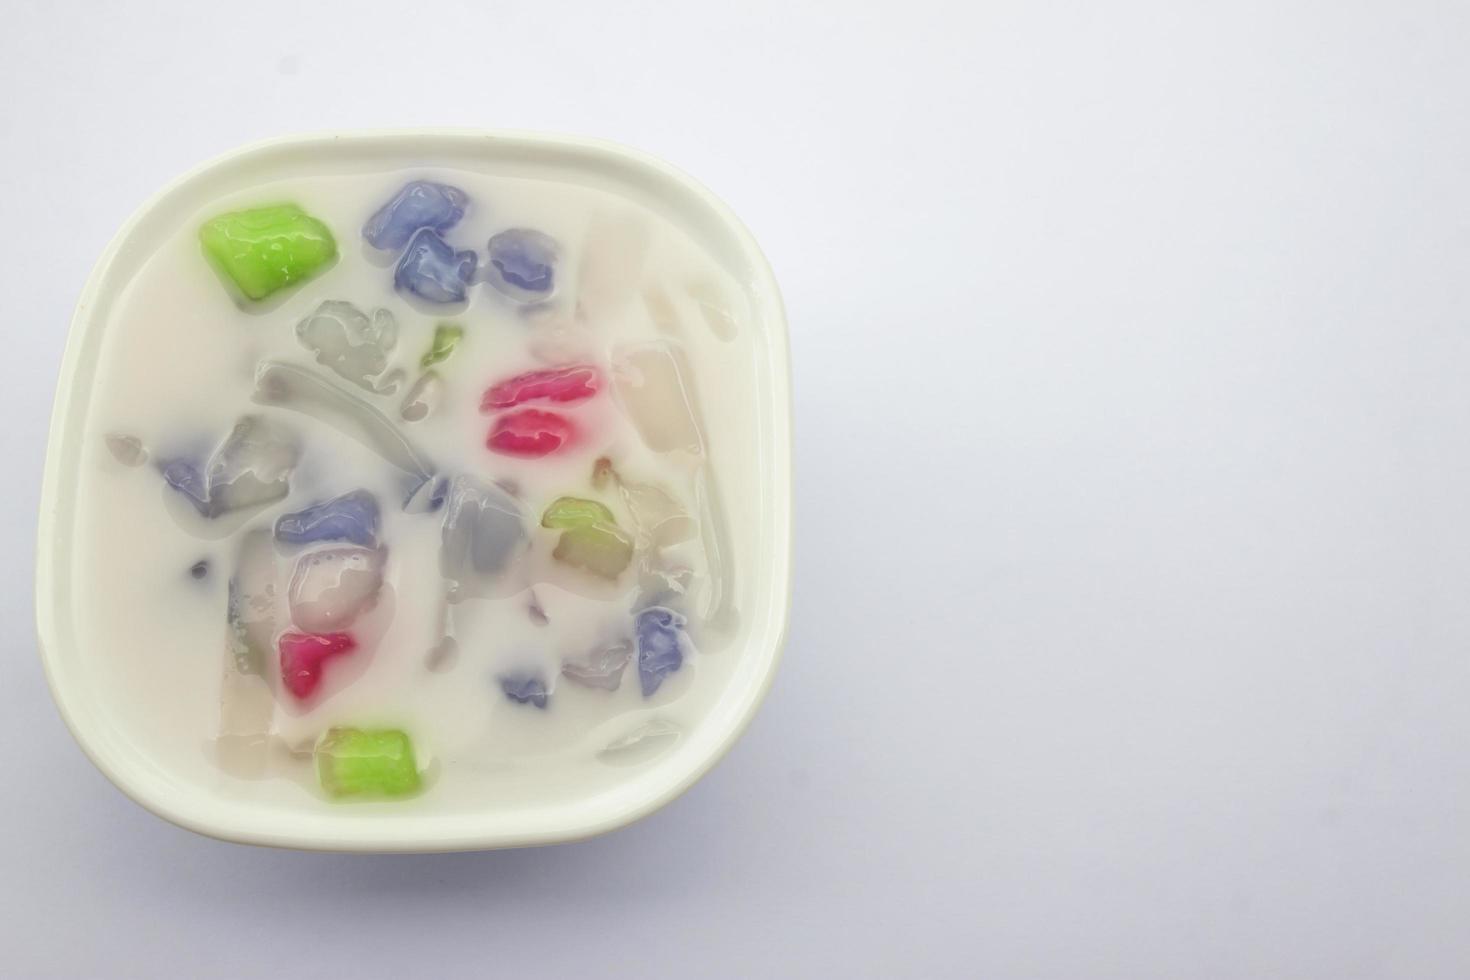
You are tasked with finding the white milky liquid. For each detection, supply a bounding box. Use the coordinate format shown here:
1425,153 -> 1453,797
71,163 -> 768,815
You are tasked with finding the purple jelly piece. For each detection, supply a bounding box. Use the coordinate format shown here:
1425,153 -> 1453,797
162,459 -> 209,515
486,228 -> 558,300
274,489 -> 379,547
363,181 -> 469,251
395,228 -> 477,304
636,606 -> 691,697
499,673 -> 549,709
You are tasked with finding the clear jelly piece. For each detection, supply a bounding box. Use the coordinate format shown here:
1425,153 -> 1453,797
163,415 -> 299,518
561,639 -> 632,691
400,372 -> 443,423
253,361 -> 434,484
288,546 -> 386,633
104,433 -> 148,467
611,342 -> 705,456
295,300 -> 399,393
226,529 -> 278,676
440,476 -> 528,598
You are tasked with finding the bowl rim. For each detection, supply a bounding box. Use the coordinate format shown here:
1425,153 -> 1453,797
33,128 -> 793,852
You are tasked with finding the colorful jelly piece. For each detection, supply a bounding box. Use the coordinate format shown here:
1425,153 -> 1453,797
199,204 -> 337,301
636,606 -> 690,696
363,181 -> 468,252
288,546 -> 385,633
420,323 -> 463,369
278,631 -> 357,700
394,228 -> 476,304
485,228 -> 559,302
162,415 -> 299,518
315,727 -> 421,798
296,301 -> 398,392
481,365 -> 600,411
541,496 -> 617,529
541,496 -> 634,580
275,489 -> 380,548
499,673 -> 550,708
487,408 -> 574,458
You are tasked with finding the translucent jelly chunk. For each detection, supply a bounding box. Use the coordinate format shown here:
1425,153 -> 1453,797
440,476 -> 527,596
611,342 -> 705,455
163,415 -> 299,518
481,365 -> 599,411
199,204 -> 337,301
487,409 -> 574,458
577,212 -> 650,319
296,301 -> 398,392
499,673 -> 549,709
395,228 -> 476,304
486,228 -> 559,302
105,433 -> 147,467
253,362 -> 434,483
315,727 -> 421,798
275,489 -> 379,548
278,631 -> 356,700
288,546 -> 386,633
592,458 -> 696,549
542,497 -> 634,580
636,606 -> 691,696
363,181 -> 468,252
400,372 -> 443,423
420,323 -> 463,369
562,639 -> 632,691
227,529 -> 277,675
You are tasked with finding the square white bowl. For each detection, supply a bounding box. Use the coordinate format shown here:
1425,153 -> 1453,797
35,131 -> 792,851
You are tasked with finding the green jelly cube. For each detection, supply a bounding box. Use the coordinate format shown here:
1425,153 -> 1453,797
199,204 -> 338,301
421,323 -> 463,369
541,496 -> 617,530
553,523 -> 634,579
315,727 -> 421,799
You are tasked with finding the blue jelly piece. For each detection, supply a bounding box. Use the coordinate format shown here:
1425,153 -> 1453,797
363,181 -> 468,252
162,459 -> 209,515
395,228 -> 477,304
499,673 -> 549,709
274,489 -> 380,547
635,606 -> 690,697
486,228 -> 558,300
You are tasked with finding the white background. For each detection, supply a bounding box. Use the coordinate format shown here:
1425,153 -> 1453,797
4,1 -> 1470,977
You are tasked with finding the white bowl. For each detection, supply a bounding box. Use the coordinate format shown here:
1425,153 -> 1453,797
35,131 -> 792,851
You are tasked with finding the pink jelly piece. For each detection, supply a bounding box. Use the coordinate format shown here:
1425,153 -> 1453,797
481,365 -> 600,412
278,631 -> 357,700
486,409 -> 575,458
